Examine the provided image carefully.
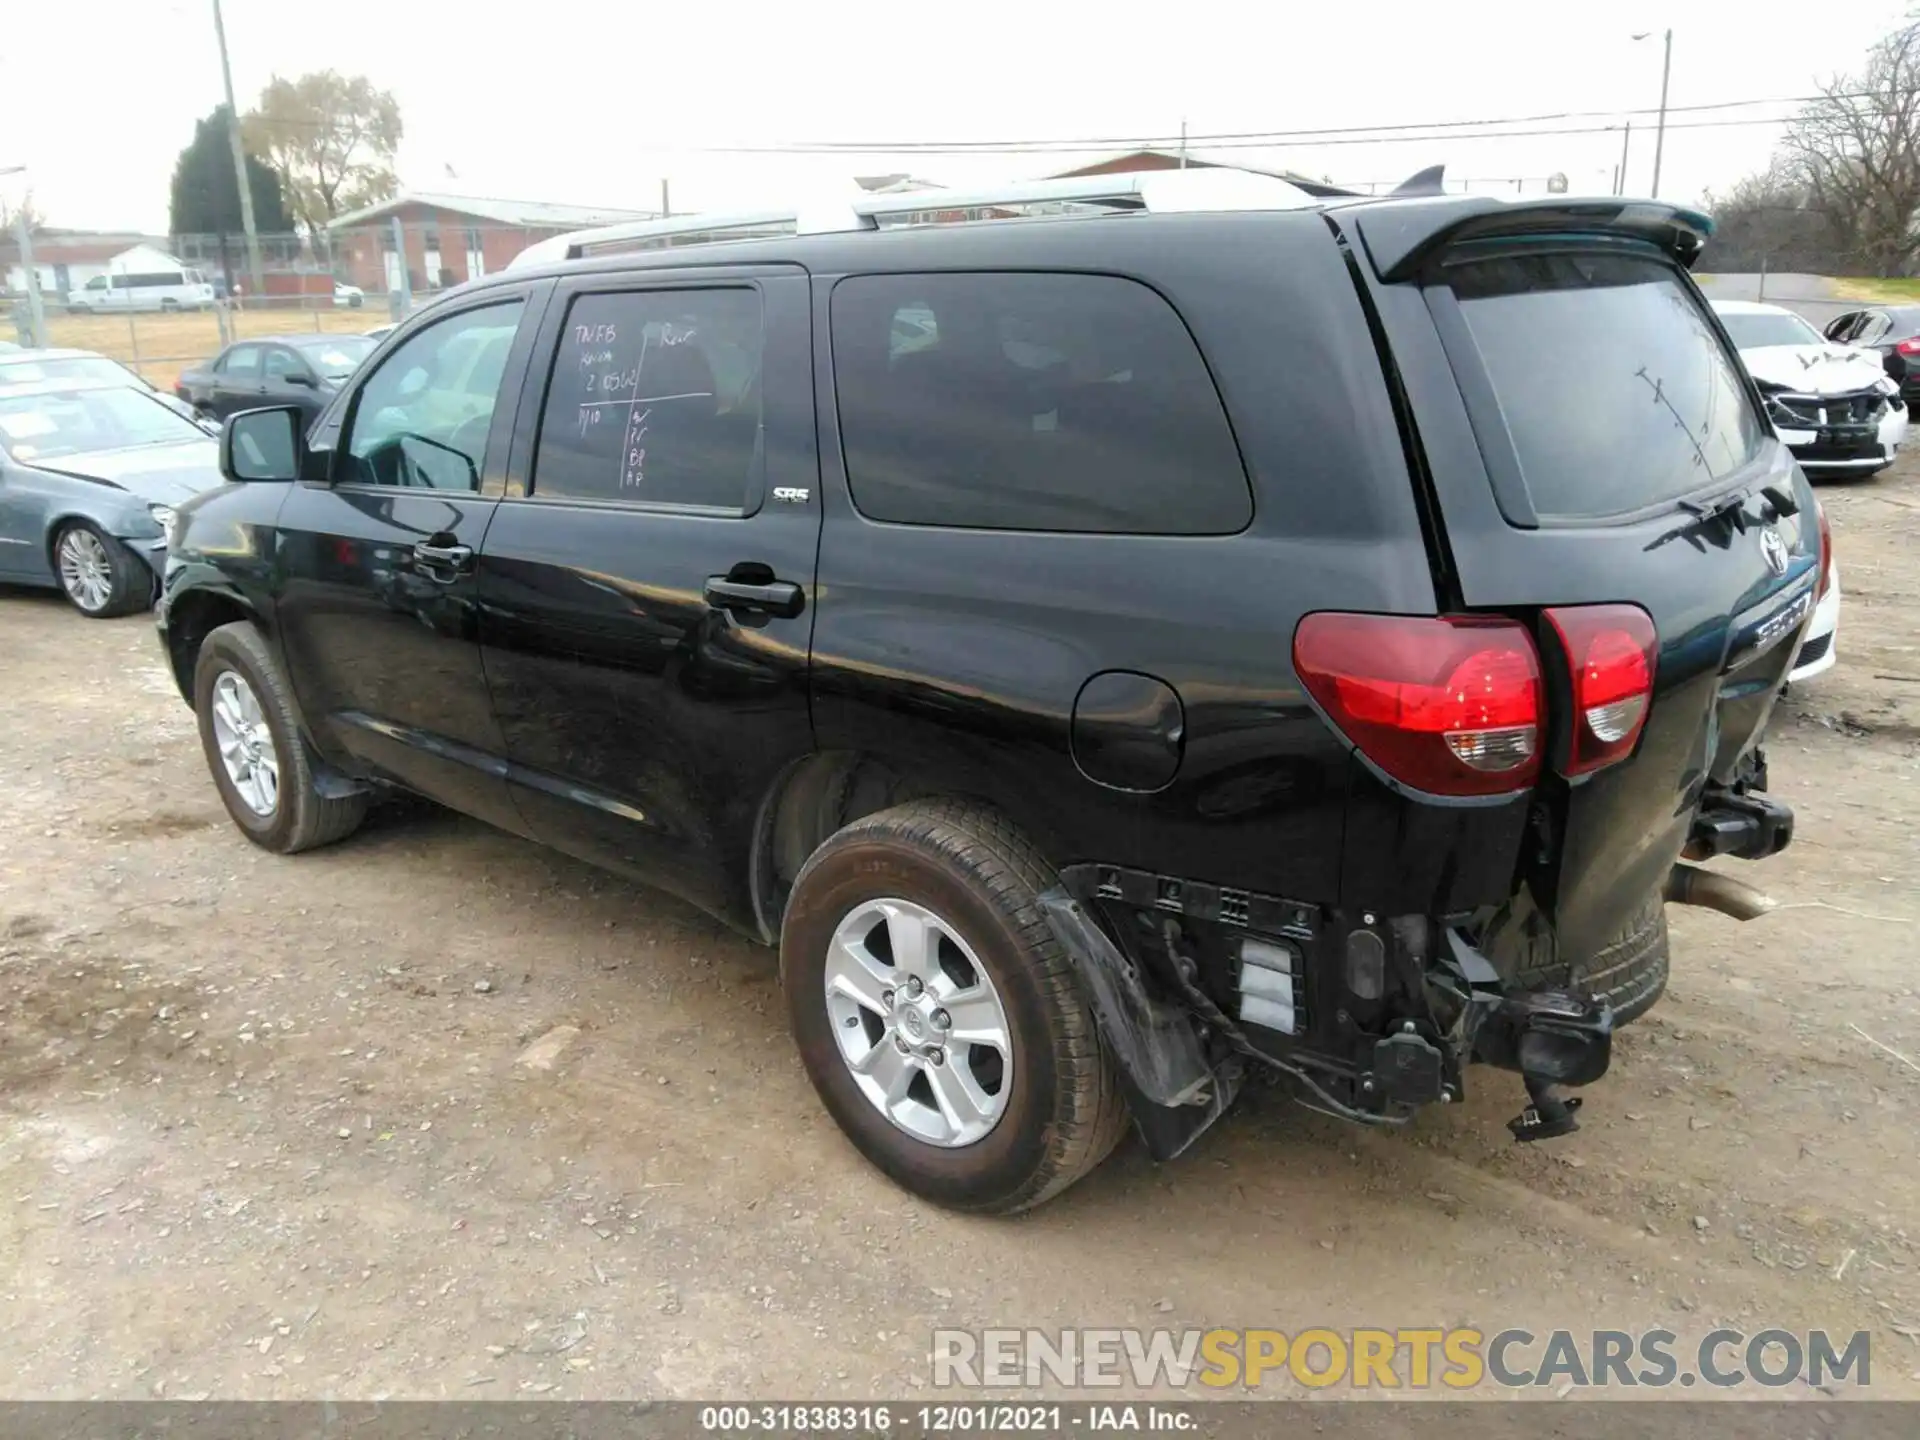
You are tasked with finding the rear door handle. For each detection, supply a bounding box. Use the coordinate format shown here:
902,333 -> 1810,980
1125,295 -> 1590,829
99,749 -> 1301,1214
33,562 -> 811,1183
413,540 -> 474,575
704,575 -> 805,619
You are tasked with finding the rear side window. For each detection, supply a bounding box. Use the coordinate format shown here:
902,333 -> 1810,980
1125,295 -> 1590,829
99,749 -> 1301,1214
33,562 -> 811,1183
221,344 -> 262,378
831,272 -> 1250,534
1450,252 -> 1764,519
532,287 -> 763,510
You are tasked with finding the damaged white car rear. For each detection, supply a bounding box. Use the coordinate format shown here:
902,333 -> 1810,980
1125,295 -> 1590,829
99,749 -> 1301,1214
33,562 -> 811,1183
1714,300 -> 1906,478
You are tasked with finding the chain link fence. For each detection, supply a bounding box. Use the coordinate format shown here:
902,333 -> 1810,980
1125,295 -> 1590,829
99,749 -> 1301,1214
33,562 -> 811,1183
7,219 -> 586,391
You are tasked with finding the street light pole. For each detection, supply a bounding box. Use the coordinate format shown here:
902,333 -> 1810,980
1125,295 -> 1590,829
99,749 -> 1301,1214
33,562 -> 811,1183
1617,120 -> 1632,196
1651,29 -> 1673,198
211,0 -> 264,297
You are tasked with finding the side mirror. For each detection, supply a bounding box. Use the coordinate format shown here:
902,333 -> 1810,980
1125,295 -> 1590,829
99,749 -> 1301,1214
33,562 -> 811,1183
221,405 -> 305,483
285,370 -> 317,388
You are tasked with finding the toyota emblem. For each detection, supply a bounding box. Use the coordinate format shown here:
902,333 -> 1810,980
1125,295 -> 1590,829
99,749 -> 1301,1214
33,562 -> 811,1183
1760,528 -> 1789,577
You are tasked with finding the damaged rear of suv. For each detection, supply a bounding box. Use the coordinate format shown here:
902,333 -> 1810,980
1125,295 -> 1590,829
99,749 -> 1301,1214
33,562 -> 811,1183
167,176 -> 1817,1215
1023,199 -> 1818,1185
783,193 -> 1818,1210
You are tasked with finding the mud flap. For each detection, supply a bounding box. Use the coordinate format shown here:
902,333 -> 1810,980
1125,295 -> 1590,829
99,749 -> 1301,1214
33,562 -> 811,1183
1037,887 -> 1240,1161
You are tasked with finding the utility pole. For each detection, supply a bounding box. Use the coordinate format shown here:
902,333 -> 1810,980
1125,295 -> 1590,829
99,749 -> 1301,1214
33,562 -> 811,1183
2,167 -> 45,347
211,0 -> 264,296
660,177 -> 671,218
1617,119 -> 1632,196
1650,29 -> 1673,198
1179,118 -> 1188,168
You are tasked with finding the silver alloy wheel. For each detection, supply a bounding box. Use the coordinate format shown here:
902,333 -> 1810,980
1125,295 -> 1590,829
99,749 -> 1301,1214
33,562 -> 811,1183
823,897 -> 1014,1148
209,670 -> 280,817
56,529 -> 113,613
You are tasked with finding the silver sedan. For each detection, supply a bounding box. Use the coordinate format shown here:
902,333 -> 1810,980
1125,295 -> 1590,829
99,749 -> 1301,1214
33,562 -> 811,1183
0,381 -> 227,616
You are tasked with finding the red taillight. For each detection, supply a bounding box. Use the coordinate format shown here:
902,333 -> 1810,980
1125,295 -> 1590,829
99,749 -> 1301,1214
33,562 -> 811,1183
1546,604 -> 1657,777
1815,502 -> 1834,601
1897,338 -> 1920,356
1293,614 -> 1543,797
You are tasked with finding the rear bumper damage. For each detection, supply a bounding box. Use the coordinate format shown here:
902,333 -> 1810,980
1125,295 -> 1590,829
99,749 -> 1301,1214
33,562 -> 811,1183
1041,839 -> 1786,1161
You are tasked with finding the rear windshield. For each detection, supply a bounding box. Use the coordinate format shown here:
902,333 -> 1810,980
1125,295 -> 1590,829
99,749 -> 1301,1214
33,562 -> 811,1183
1451,252 -> 1765,520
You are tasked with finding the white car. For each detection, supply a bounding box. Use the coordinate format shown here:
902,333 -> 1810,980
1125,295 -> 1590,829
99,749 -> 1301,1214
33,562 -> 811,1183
333,282 -> 366,309
1713,300 -> 1905,477
65,267 -> 216,314
1788,501 -> 1839,684
1791,555 -> 1839,682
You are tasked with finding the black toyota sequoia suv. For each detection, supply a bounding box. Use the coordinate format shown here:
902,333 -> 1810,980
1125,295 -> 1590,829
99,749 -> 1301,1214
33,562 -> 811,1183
157,177 -> 1817,1213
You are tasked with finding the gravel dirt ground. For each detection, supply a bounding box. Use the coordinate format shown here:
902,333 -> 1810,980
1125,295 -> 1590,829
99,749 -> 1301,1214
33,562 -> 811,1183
1,463 -> 1917,1403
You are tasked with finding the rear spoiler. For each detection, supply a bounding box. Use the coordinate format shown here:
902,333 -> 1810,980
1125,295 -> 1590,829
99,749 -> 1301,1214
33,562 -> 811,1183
1350,197 -> 1715,282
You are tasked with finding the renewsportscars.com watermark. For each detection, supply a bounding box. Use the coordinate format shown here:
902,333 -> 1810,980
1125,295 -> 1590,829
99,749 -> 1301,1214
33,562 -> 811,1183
932,1327 -> 1874,1392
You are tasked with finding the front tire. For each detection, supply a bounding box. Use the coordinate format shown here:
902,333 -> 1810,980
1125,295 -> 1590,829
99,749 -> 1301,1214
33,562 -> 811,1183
781,800 -> 1129,1214
53,522 -> 148,618
193,620 -> 366,853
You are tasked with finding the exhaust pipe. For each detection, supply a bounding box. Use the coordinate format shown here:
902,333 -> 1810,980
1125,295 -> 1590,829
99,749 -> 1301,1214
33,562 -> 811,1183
1664,863 -> 1776,921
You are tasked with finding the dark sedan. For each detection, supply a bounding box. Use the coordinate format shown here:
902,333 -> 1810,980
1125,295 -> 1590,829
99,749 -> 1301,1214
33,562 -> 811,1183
173,333 -> 377,425
1822,305 -> 1920,405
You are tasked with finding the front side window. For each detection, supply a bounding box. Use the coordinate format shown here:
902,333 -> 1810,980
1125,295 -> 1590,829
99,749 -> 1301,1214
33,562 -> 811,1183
830,272 -> 1251,534
263,347 -> 307,381
531,287 -> 763,510
1450,251 -> 1765,520
341,299 -> 525,491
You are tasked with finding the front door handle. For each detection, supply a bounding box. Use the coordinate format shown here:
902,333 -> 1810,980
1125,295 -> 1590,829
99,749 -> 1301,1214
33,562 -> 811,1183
413,540 -> 474,575
704,574 -> 804,619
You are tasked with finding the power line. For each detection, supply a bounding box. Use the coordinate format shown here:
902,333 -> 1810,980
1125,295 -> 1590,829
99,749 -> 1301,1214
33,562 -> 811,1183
663,91 -> 1881,155
670,112 -> 1873,157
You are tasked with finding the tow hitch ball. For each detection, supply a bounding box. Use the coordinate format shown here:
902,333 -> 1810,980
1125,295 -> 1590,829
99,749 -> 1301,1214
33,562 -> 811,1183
1490,991 -> 1615,1144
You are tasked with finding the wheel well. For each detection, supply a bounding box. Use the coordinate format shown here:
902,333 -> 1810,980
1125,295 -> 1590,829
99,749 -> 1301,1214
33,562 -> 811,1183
164,591 -> 253,705
750,751 -> 1067,944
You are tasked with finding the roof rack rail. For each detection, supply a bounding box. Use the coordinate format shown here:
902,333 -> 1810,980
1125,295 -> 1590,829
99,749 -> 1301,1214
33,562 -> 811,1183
506,167 -> 1322,271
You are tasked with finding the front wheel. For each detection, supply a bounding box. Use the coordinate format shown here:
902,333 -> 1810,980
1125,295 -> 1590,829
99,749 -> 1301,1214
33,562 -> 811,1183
53,522 -> 149,617
781,799 -> 1129,1214
193,620 -> 366,853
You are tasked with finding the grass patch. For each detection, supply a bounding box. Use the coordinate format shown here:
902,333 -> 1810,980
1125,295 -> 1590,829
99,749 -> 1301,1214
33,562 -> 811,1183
1831,277 -> 1920,303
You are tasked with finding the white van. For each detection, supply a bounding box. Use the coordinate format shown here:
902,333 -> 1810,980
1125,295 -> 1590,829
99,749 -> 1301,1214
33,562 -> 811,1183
65,267 -> 217,314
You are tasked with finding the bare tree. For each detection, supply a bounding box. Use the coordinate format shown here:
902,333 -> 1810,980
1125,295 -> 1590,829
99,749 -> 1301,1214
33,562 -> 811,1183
0,190 -> 45,235
1696,168 -> 1837,274
1777,20 -> 1920,275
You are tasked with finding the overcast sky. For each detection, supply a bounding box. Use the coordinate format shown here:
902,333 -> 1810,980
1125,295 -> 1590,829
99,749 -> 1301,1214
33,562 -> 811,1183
3,0 -> 1913,233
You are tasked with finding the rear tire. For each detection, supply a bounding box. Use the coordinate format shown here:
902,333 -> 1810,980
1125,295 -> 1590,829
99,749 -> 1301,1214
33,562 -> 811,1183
1575,892 -> 1669,1025
193,620 -> 367,854
781,799 -> 1129,1214
1513,890 -> 1669,1027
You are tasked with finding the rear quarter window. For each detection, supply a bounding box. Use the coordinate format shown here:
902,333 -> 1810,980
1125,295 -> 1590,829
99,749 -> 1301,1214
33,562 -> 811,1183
830,272 -> 1251,534
1448,252 -> 1765,520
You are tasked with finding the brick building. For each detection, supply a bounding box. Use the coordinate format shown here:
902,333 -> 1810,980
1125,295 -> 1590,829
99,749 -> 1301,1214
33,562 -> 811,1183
325,193 -> 657,295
